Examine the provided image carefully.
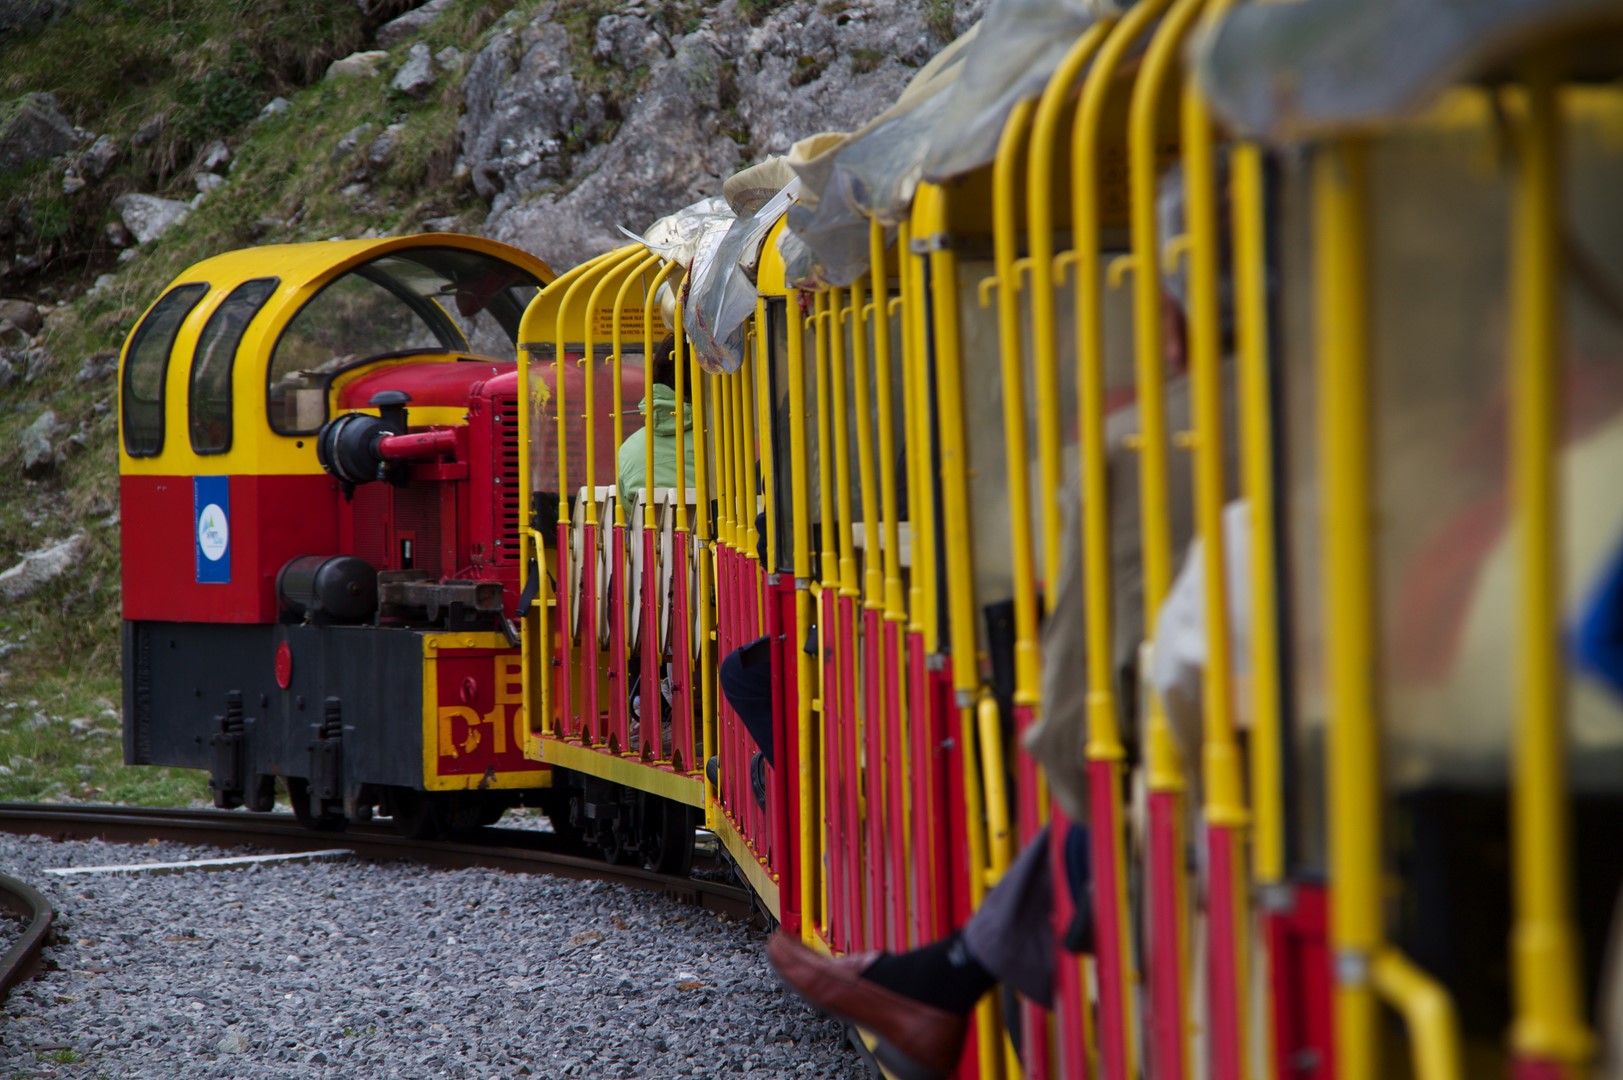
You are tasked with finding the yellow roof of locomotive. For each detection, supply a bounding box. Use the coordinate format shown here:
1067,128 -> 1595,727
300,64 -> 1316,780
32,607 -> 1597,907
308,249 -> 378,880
120,233 -> 555,478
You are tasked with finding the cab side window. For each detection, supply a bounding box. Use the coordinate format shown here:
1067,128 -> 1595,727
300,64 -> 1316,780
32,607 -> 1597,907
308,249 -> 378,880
122,282 -> 209,457
189,277 -> 278,454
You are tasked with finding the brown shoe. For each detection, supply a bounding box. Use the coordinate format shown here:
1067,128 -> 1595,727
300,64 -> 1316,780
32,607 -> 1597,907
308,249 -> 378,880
767,932 -> 968,1080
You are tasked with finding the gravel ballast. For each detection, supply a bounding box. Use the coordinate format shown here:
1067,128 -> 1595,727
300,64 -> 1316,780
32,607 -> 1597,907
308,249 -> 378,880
0,832 -> 861,1078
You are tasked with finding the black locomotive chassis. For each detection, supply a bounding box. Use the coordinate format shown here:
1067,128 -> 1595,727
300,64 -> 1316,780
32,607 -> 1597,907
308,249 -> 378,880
123,620 -> 436,807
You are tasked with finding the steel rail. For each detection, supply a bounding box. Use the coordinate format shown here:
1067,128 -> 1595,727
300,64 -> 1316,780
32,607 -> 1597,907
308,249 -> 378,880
0,870 -> 54,1005
0,804 -> 752,921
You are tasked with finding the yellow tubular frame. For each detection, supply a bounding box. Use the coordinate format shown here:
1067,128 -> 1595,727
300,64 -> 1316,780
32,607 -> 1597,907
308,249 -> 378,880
1028,22 -> 1111,606
582,251 -> 642,523
812,291 -> 837,934
815,294 -> 837,597
870,222 -> 906,628
755,297 -> 777,575
1314,138 -> 1379,1080
851,276 -> 883,616
988,97 -> 1042,732
918,180 -> 1000,1080
1181,29 -> 1254,1079
903,225 -> 939,653
786,291 -> 820,938
1232,136 -> 1285,885
613,255 -> 662,529
687,329 -> 717,785
868,218 -> 915,931
740,347 -> 760,630
831,289 -> 858,609
715,366 -> 732,565
1372,948 -> 1463,1080
641,264 -> 680,533
1130,0 -> 1201,786
1067,8 -> 1165,1070
1131,6 -> 1208,1074
1508,63 -> 1593,1071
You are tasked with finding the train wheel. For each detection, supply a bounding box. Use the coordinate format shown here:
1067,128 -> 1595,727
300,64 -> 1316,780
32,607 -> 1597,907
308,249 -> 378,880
536,789 -> 590,854
642,796 -> 694,877
285,778 -> 347,832
389,788 -> 451,841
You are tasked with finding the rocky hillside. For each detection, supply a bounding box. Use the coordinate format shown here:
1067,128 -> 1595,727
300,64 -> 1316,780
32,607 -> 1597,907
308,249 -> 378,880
0,0 -> 981,800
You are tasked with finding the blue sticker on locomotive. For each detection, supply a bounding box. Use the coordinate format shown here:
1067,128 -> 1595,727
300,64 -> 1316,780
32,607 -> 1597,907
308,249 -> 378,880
194,476 -> 231,584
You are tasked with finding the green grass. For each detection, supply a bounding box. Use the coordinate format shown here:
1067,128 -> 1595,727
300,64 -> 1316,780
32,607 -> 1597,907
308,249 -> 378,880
36,1049 -> 81,1065
0,0 -> 518,808
849,48 -> 885,75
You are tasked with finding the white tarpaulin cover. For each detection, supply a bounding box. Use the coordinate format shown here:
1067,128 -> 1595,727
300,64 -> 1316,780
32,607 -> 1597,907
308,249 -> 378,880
1197,0 -> 1623,138
784,0 -> 1118,285
684,177 -> 799,373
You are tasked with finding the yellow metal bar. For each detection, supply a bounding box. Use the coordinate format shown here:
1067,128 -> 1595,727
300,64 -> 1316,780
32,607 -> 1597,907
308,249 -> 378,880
716,365 -> 734,559
830,289 -> 858,604
739,348 -> 758,570
976,694 -> 1016,879
735,351 -> 750,560
869,219 -> 915,935
787,290 -> 819,938
582,250 -> 641,520
642,263 -> 680,530
612,254 -> 661,529
850,275 -> 883,614
870,221 -> 906,625
899,220 -> 928,641
685,326 -> 703,538
923,186 -> 977,702
1233,137 -> 1285,886
1181,9 -> 1243,830
1131,0 -> 1204,799
1372,948 -> 1464,1080
815,293 -> 838,593
755,297 -> 778,574
1027,22 -> 1112,608
923,182 -> 1000,1080
1508,65 -> 1594,1070
1070,0 -> 1167,758
990,98 -> 1041,717
1067,7 -> 1165,1074
1315,138 -> 1379,1080
903,223 -> 939,652
1182,41 -> 1251,1079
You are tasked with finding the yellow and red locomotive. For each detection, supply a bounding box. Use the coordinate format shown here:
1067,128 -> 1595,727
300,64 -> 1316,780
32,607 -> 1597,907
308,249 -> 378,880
118,235 -> 558,836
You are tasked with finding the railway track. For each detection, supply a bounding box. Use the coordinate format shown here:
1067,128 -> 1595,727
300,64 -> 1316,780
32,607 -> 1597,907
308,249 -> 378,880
0,870 -> 53,1008
0,802 -> 753,1001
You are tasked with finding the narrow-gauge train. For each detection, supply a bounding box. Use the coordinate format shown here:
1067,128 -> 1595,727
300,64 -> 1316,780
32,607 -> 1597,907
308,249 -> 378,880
122,1 -> 1623,1077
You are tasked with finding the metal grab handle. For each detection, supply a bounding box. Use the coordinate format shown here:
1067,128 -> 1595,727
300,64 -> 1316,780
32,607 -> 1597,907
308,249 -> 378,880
1371,947 -> 1465,1080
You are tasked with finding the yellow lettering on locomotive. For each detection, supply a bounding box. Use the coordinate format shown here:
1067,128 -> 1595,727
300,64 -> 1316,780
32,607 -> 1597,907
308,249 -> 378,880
437,705 -> 481,758
496,657 -> 522,704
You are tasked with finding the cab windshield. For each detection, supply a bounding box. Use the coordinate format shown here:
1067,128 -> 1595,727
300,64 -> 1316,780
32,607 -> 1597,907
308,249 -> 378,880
268,247 -> 542,434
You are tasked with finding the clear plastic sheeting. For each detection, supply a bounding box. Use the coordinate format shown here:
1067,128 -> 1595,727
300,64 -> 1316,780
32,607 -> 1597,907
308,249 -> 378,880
785,0 -> 1113,285
685,180 -> 799,373
918,0 -> 1117,182
1196,0 -> 1623,139
626,196 -> 733,270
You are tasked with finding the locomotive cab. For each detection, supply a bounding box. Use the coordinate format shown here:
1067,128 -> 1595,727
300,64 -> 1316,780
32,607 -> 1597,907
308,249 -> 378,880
119,235 -> 559,836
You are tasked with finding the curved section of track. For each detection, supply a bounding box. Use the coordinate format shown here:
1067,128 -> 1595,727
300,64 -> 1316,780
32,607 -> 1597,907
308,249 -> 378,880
0,870 -> 54,1006
0,804 -> 750,921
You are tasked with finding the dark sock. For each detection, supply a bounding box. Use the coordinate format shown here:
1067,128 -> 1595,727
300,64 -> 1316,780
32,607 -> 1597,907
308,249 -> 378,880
860,930 -> 994,1014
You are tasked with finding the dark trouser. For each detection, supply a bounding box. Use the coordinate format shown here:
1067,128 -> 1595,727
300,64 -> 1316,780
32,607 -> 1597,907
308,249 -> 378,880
961,825 -> 1067,1009
719,635 -> 774,766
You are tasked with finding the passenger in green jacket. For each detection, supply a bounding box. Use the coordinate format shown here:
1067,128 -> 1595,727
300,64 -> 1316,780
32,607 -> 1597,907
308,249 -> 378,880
616,334 -> 697,506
